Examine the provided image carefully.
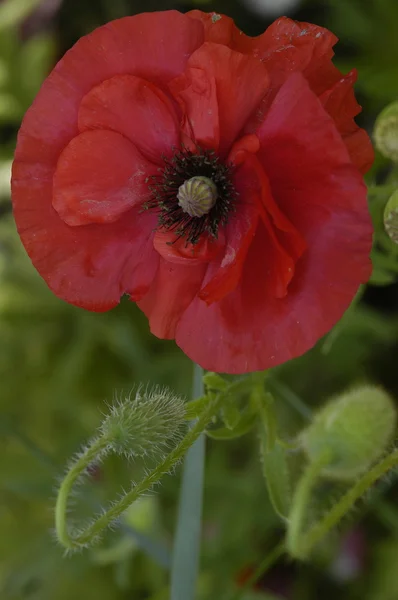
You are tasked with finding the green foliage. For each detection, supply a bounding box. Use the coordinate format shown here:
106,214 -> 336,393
0,28 -> 55,125
327,0 -> 398,110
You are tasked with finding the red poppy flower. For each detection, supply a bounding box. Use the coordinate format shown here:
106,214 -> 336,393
11,10 -> 373,374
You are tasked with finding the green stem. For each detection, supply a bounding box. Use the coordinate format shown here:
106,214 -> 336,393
252,373 -> 276,452
286,452 -> 331,558
55,375 -> 222,551
55,434 -> 111,548
300,448 -> 398,557
170,364 -> 205,600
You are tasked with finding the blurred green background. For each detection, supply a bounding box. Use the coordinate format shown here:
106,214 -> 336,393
1,0 -> 398,599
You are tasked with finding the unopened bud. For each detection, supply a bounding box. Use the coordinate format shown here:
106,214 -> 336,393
374,101 -> 398,162
301,386 -> 396,480
101,387 -> 187,459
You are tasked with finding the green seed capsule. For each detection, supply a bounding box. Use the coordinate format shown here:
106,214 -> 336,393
177,176 -> 218,218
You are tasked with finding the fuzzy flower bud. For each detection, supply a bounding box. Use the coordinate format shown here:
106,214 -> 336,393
100,387 -> 187,460
301,386 -> 397,480
177,176 -> 218,218
374,101 -> 398,162
384,189 -> 398,244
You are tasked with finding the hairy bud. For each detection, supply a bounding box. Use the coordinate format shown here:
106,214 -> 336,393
100,387 -> 187,460
301,386 -> 397,480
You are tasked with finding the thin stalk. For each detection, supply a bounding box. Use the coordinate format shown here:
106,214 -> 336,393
286,452 -> 331,558
170,364 -> 205,600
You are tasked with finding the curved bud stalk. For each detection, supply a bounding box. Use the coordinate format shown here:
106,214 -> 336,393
286,385 -> 398,560
55,380 -> 234,552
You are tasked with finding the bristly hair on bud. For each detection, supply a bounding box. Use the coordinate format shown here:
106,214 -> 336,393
100,386 -> 187,460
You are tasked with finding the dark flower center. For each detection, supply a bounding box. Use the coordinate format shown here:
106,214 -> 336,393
144,147 -> 236,245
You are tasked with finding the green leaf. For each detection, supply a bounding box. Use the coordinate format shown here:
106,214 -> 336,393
203,372 -> 228,392
370,268 -> 397,285
255,387 -> 291,520
259,440 -> 291,521
206,411 -> 256,440
256,391 -> 277,452
184,395 -> 211,421
221,397 -> 241,430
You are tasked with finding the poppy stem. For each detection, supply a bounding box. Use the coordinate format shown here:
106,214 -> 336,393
286,450 -> 332,558
170,363 -> 205,600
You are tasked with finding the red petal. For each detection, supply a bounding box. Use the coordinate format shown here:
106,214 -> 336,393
187,10 -> 259,53
170,42 -> 269,157
198,131 -> 305,305
78,75 -> 180,164
53,130 -> 155,226
188,12 -> 371,173
254,17 -> 340,95
320,70 -> 374,173
14,12 -> 204,171
12,160 -> 159,310
138,257 -> 206,339
242,17 -> 345,133
175,202 -> 371,374
154,229 -> 225,265
173,73 -> 372,374
256,72 -> 373,217
234,151 -> 306,297
12,12 -> 205,312
188,11 -> 339,97
169,66 -> 219,150
198,200 -> 259,304
343,128 -> 374,176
